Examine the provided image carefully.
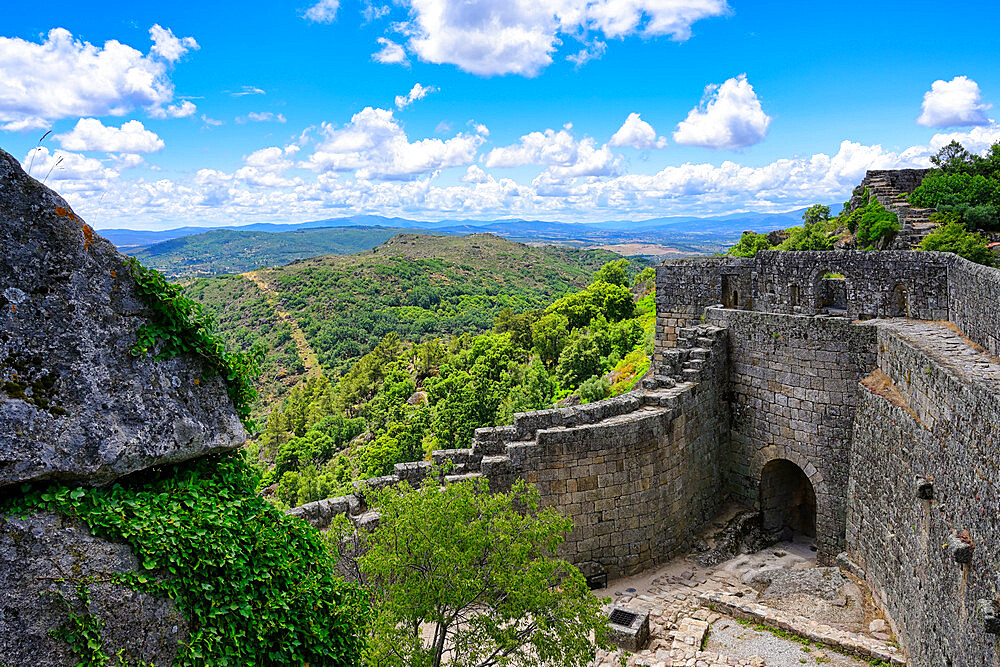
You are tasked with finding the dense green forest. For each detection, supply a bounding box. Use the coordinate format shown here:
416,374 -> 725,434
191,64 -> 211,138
133,225 -> 442,277
249,259 -> 656,508
183,234 -> 652,506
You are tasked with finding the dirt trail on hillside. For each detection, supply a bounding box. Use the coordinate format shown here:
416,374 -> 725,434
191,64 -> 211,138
244,270 -> 322,378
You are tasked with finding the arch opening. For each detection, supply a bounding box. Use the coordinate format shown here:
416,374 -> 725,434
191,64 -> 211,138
890,284 -> 910,318
759,459 -> 817,540
816,272 -> 848,313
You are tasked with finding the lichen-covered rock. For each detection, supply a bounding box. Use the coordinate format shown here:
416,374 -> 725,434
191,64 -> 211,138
0,510 -> 190,664
0,147 -> 245,487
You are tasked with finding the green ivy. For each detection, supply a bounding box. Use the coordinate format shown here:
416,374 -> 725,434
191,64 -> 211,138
45,581 -> 110,666
127,258 -> 265,429
5,454 -> 368,666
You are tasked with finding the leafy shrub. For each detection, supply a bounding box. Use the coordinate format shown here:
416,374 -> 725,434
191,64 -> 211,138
918,220 -> 995,266
578,375 -> 611,403
128,258 -> 264,428
592,258 -> 631,287
727,231 -> 773,257
4,454 -> 368,665
776,222 -> 834,251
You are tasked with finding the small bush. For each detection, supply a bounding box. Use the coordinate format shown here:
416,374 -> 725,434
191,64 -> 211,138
727,231 -> 773,257
919,220 -> 995,266
578,375 -> 611,403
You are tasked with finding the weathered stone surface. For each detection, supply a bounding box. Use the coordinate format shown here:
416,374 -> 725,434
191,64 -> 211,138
0,511 -> 189,665
0,147 -> 245,487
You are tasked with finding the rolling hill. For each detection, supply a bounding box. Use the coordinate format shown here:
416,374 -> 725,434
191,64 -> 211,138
185,233 -> 636,414
132,225 -> 443,277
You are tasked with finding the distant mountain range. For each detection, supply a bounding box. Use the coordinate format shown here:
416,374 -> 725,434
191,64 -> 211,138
111,208 -> 823,278
100,210 -> 812,248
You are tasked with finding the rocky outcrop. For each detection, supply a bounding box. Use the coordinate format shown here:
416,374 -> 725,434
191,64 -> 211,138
0,147 -> 245,488
0,511 -> 190,664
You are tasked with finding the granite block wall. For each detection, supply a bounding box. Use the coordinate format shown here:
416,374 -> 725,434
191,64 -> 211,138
501,330 -> 730,579
846,321 -> 1000,666
948,255 -> 1000,356
705,307 -> 878,560
657,251 -> 951,351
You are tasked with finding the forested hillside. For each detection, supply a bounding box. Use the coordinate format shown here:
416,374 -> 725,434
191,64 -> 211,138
251,258 -> 656,508
133,225 -> 441,277
186,233 -> 639,421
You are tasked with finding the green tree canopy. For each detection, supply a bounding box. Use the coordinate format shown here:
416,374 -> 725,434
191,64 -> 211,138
340,476 -> 611,667
918,219 -> 996,266
592,258 -> 631,287
726,231 -> 773,258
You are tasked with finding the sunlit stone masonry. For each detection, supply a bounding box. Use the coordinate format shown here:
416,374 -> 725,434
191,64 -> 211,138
294,170 -> 1000,667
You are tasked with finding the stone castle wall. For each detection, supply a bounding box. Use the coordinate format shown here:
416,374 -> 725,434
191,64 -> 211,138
846,321 -> 1000,665
705,308 -> 877,560
292,238 -> 1000,666
948,256 -> 1000,356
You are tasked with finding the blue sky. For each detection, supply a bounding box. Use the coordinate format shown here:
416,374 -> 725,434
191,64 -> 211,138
2,0 -> 999,229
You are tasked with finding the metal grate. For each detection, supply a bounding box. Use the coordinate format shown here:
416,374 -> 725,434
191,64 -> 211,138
609,609 -> 638,627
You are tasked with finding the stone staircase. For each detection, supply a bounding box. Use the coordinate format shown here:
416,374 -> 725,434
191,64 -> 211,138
288,325 -> 728,532
861,170 -> 937,248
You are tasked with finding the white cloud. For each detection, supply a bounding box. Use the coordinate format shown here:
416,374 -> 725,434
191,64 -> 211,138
462,165 -> 491,183
373,38 -> 409,65
148,100 -> 197,119
56,118 -> 164,153
110,153 -> 146,169
609,113 -> 667,149
230,86 -> 266,97
0,26 -> 197,129
673,74 -> 771,149
362,1 -> 391,22
304,106 -> 486,179
201,114 -> 225,127
916,76 -> 991,128
149,24 -> 199,62
20,147 -> 118,189
485,125 -> 622,179
566,41 -> 606,68
927,124 -> 1000,156
236,111 -> 288,124
397,0 -> 728,77
395,83 -> 437,109
1,117 -> 50,132
304,0 -> 340,23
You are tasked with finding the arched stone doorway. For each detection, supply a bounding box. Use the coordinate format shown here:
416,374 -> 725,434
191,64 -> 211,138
759,459 -> 817,540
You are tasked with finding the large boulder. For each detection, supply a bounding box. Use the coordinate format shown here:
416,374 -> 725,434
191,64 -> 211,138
0,147 -> 245,487
0,511 -> 190,664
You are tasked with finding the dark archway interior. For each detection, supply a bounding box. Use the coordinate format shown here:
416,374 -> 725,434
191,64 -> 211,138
759,459 -> 817,539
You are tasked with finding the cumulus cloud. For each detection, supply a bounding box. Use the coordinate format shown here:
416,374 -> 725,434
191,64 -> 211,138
304,0 -> 340,23
0,26 -> 197,129
397,0 -> 728,77
673,74 -> 771,149
201,114 -> 225,127
148,100 -> 197,119
609,113 -> 667,150
462,165 -> 491,183
303,106 -> 486,179
395,83 -> 437,109
373,38 -> 409,65
236,111 -> 288,124
916,76 -> 991,128
485,125 -> 622,179
20,147 -> 118,189
149,24 -> 199,62
56,118 -> 164,153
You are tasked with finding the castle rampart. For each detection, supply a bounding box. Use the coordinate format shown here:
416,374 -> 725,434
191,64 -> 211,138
293,247 -> 1000,666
